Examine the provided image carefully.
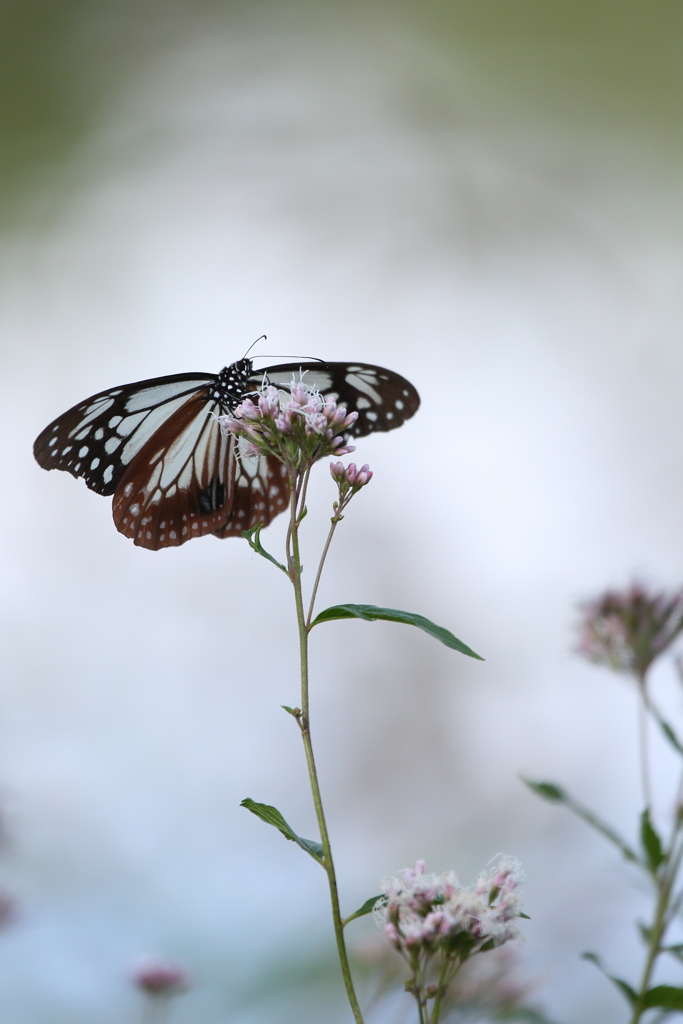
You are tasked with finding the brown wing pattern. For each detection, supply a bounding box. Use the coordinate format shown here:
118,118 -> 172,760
212,446 -> 290,538
112,392 -> 233,549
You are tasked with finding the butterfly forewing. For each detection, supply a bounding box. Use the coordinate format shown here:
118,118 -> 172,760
33,373 -> 214,496
256,362 -> 420,438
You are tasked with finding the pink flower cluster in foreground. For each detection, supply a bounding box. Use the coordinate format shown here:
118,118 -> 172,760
375,857 -> 524,963
577,582 -> 683,679
219,379 -> 358,465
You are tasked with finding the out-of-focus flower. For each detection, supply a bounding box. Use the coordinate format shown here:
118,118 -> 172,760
219,378 -> 357,472
352,933 -> 536,1023
0,890 -> 17,928
577,582 -> 683,679
375,857 -> 525,965
131,958 -> 190,998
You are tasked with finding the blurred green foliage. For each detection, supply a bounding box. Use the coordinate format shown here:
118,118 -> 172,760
1,0 -> 682,220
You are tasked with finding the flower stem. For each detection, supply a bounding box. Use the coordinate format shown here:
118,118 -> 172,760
287,481 -> 365,1024
637,678 -> 652,811
429,957 -> 452,1024
306,517 -> 340,628
628,776 -> 683,1022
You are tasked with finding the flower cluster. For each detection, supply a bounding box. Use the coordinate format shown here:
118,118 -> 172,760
577,582 -> 683,680
375,857 -> 524,967
328,460 -> 374,519
219,379 -> 358,471
131,958 -> 190,998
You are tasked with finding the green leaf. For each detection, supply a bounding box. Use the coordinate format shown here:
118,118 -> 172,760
522,779 -> 566,803
310,604 -> 483,659
648,702 -> 683,758
242,523 -> 288,574
342,895 -> 383,927
643,985 -> 683,1009
663,943 -> 683,964
240,799 -> 324,865
522,778 -> 640,864
581,952 -> 637,1006
640,809 -> 665,874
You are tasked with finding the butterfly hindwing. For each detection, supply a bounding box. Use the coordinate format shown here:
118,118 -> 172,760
213,445 -> 290,538
112,389 -> 234,549
256,362 -> 420,438
33,373 -> 214,496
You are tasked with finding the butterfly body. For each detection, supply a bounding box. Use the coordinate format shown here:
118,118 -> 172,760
34,358 -> 419,549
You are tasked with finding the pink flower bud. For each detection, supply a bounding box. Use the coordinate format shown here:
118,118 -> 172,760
131,959 -> 190,997
340,410 -> 359,429
218,415 -> 240,434
385,923 -> 400,948
305,412 -> 329,435
290,382 -> 309,407
258,387 -> 280,418
329,404 -> 349,426
355,464 -> 373,486
237,398 -> 260,421
275,412 -> 293,434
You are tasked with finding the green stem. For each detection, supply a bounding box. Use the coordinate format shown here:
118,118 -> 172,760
141,996 -> 169,1024
429,956 -> 452,1024
629,873 -> 672,1024
306,516 -> 340,627
287,479 -> 365,1024
629,673 -> 683,1023
638,684 -> 652,811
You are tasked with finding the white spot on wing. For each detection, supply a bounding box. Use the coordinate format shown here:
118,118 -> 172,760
124,380 -> 203,412
345,373 -> 382,404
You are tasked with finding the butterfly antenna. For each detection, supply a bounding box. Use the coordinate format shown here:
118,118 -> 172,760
255,354 -> 326,363
243,335 -> 267,359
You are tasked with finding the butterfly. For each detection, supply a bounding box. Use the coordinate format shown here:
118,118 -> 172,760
33,358 -> 420,550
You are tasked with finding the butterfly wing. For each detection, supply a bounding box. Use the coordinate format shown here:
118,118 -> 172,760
256,362 -> 420,438
34,358 -> 418,551
112,389 -> 234,549
111,397 -> 291,549
212,444 -> 290,539
33,373 -> 215,496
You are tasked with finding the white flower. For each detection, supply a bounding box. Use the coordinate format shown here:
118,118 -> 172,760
376,857 -> 524,961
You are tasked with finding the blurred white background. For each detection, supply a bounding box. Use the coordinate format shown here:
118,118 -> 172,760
2,2 -> 683,1021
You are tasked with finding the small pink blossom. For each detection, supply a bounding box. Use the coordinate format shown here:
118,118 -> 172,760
131,958 -> 190,997
577,582 -> 683,679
